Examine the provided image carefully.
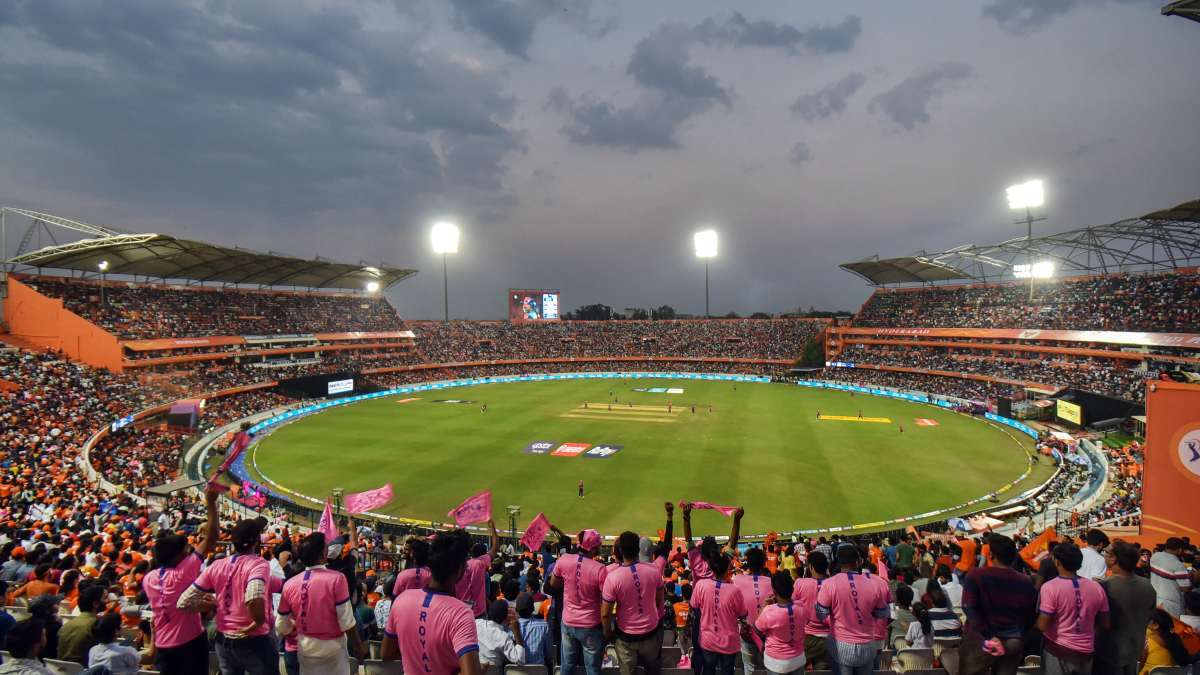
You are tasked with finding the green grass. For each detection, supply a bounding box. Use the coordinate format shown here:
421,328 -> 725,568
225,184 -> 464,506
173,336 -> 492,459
248,379 -> 1050,536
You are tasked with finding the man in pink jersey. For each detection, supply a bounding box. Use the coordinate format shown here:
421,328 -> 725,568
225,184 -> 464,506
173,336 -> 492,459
178,517 -> 275,675
393,537 -> 431,596
815,545 -> 889,675
791,550 -> 831,670
1035,543 -> 1110,675
550,528 -> 608,675
690,553 -> 749,675
144,485 -> 220,675
382,529 -> 482,675
276,532 -> 366,675
602,531 -> 666,675
756,571 -> 812,674
455,520 -> 499,618
682,502 -> 744,671
735,547 -> 773,673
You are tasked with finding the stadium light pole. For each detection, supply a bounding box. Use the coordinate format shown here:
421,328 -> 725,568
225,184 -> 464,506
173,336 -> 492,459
97,259 -> 109,304
694,230 -> 718,318
365,280 -> 380,294
1006,180 -> 1046,301
431,221 -> 460,322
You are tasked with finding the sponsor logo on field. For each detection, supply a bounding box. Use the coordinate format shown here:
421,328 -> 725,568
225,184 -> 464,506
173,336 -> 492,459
914,418 -> 939,426
432,399 -> 475,404
631,387 -> 682,394
522,440 -> 558,455
583,444 -> 623,459
552,442 -> 591,457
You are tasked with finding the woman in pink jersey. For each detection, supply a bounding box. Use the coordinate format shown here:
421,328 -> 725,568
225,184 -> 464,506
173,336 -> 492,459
382,529 -> 482,675
143,486 -> 219,675
392,537 -> 431,596
756,572 -> 811,674
690,554 -> 749,675
276,532 -> 366,675
177,517 -> 276,675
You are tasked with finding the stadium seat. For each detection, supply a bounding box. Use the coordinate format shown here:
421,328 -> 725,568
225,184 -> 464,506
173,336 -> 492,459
1022,655 -> 1041,667
369,640 -> 382,659
895,647 -> 935,670
363,660 -> 405,675
506,666 -> 549,675
209,651 -> 220,674
1147,668 -> 1189,675
41,659 -> 85,675
659,645 -> 682,667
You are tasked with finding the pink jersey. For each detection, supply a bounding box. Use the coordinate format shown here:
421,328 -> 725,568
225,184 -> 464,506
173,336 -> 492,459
143,552 -> 204,648
393,566 -> 431,596
193,553 -> 273,637
278,567 -> 351,640
1038,576 -> 1109,654
552,554 -> 608,628
454,555 -> 492,617
386,589 -> 478,675
688,547 -> 712,581
733,572 -> 773,621
755,602 -> 809,660
602,563 -> 664,635
815,572 -> 888,645
690,578 -> 749,655
792,577 -> 830,637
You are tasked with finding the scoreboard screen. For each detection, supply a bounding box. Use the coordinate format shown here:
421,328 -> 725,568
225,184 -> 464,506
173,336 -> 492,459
508,289 -> 560,322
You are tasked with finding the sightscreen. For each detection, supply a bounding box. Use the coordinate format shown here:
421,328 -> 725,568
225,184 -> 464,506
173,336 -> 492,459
508,289 -> 560,322
1056,399 -> 1083,425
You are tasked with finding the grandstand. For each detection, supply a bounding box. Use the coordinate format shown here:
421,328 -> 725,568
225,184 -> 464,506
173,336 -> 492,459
2,200 -> 1199,675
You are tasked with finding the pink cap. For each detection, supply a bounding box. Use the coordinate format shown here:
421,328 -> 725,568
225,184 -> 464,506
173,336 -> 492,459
580,529 -> 602,552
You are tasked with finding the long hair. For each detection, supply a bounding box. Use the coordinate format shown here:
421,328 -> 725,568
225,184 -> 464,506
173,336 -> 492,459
912,601 -> 932,640
1150,609 -> 1189,667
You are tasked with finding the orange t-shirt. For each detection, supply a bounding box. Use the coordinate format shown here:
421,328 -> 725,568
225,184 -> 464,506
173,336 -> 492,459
765,552 -> 779,575
673,601 -> 690,628
956,539 -> 978,573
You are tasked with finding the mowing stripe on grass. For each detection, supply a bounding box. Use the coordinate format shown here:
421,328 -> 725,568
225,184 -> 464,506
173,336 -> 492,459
818,415 -> 892,423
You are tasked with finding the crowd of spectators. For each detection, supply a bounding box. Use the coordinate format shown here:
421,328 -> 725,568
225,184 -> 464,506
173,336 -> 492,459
21,276 -> 406,339
837,343 -> 1150,401
854,270 -> 1200,332
814,366 -> 1021,401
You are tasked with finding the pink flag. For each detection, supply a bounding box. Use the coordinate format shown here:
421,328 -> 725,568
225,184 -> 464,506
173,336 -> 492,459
448,490 -> 492,527
680,500 -> 740,518
520,513 -> 551,551
876,558 -> 889,582
207,431 -> 252,488
344,484 -> 394,514
318,499 -> 339,541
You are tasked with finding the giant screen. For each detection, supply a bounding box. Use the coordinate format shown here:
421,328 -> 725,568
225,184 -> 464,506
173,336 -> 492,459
508,289 -> 560,322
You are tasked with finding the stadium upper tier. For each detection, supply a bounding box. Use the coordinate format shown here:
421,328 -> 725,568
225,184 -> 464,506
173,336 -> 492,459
852,269 -> 1200,331
19,274 -> 406,339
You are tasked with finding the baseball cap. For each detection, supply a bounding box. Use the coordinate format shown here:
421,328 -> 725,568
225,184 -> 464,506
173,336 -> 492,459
580,529 -> 602,552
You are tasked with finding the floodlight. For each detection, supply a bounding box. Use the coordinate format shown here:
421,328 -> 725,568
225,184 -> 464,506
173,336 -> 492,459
694,230 -> 718,258
1031,261 -> 1055,279
365,281 -> 381,293
1006,180 -> 1044,210
97,260 -> 110,272
431,221 -> 460,254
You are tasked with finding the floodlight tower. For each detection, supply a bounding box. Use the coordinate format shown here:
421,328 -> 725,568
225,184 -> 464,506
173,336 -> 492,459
694,230 -> 718,318
431,222 -> 460,322
1006,180 -> 1047,300
365,281 -> 380,294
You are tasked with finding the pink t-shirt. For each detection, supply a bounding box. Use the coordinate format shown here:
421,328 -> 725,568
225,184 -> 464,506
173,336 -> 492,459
602,563 -> 664,636
278,567 -> 351,640
690,578 -> 749,655
552,554 -> 608,628
393,566 -> 431,596
144,552 -> 204,648
386,589 -> 478,675
792,577 -> 830,637
454,554 -> 492,617
1038,576 -> 1110,654
193,553 -> 273,637
733,572 -> 773,621
688,548 -> 712,581
755,602 -> 809,660
815,572 -> 888,645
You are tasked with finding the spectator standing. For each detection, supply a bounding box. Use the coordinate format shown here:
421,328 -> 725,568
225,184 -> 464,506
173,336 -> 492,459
690,554 -> 748,675
755,571 -> 810,675
1150,538 -> 1192,617
815,546 -> 890,675
1096,541 -> 1157,675
550,528 -> 608,675
601,531 -> 666,675
457,522 -> 500,618
392,537 -> 432,596
275,532 -> 366,675
791,551 -> 831,671
1079,531 -> 1110,581
732,547 -> 772,674
1035,543 -> 1111,675
957,534 -> 1036,675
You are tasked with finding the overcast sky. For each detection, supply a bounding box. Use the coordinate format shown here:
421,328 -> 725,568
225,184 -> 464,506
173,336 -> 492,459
1,0 -> 1197,319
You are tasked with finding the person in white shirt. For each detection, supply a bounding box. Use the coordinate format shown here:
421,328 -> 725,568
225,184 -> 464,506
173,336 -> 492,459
1150,538 -> 1192,617
1078,530 -> 1110,581
88,613 -> 142,675
475,600 -> 525,671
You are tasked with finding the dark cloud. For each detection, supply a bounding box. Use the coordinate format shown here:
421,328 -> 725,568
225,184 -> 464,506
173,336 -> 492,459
447,0 -> 614,60
1068,137 -> 1117,159
695,13 -> 862,55
626,23 -> 732,105
868,62 -> 974,130
546,88 -> 705,150
0,0 -> 521,220
788,142 -> 813,164
981,0 -> 1146,35
790,72 -> 868,121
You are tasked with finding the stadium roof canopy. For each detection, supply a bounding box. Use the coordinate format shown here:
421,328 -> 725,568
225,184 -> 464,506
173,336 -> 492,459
1,208 -> 416,290
841,198 -> 1200,286
1162,0 -> 1200,23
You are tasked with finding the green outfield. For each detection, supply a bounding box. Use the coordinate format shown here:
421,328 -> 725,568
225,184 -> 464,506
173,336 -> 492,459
247,378 -> 1051,536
